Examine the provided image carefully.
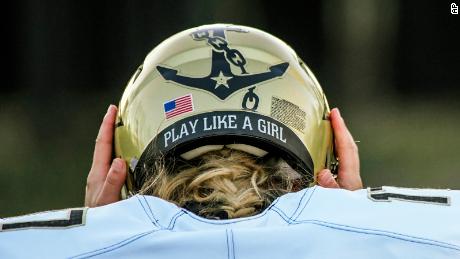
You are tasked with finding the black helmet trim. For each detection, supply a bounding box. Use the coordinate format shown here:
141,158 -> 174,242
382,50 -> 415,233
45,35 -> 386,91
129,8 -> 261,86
132,110 -> 314,191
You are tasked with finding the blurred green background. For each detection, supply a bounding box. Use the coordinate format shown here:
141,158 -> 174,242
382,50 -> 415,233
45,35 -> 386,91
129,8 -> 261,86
1,0 -> 459,217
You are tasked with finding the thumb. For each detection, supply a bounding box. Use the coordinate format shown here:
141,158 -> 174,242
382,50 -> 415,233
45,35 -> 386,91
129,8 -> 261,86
95,158 -> 127,207
317,169 -> 340,189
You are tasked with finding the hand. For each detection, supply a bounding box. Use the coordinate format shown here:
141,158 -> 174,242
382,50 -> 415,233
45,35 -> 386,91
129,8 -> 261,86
85,105 -> 127,207
317,108 -> 363,190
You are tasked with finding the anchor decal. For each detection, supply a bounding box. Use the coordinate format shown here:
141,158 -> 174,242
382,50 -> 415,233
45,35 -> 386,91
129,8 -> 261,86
156,26 -> 289,100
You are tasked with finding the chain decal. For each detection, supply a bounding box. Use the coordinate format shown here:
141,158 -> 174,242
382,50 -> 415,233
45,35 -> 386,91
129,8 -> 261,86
156,26 -> 289,100
192,32 -> 248,74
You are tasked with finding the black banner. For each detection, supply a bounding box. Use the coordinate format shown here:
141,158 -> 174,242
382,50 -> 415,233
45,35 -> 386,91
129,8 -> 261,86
133,111 -> 313,190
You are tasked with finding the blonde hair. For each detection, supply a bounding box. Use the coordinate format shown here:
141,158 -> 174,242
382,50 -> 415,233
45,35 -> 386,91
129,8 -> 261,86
140,148 -> 307,219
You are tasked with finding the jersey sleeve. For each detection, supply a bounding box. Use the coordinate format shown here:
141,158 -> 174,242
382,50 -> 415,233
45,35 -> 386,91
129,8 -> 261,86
292,186 -> 460,247
0,196 -> 159,258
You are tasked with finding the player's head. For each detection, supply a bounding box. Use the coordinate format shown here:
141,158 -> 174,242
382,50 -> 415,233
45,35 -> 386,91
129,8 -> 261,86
114,24 -> 335,216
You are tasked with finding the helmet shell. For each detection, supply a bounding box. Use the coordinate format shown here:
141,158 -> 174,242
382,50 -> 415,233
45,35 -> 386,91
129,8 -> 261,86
114,24 -> 334,194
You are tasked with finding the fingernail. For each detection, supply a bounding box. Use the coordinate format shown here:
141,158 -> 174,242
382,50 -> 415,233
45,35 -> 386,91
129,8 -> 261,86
319,171 -> 329,182
113,159 -> 123,172
108,104 -> 116,113
335,108 -> 341,117
104,105 -> 114,119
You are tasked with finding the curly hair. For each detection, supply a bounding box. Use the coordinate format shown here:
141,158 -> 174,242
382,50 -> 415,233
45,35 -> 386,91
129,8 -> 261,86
139,148 -> 307,219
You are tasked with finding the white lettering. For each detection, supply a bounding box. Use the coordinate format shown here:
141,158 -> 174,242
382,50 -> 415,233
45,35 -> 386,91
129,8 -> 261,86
271,122 -> 279,140
217,115 -> 227,129
172,128 -> 179,142
228,115 -> 237,129
212,116 -> 217,129
258,119 -> 266,133
188,119 -> 198,133
164,131 -> 172,147
279,126 -> 287,143
242,116 -> 253,130
179,123 -> 189,138
203,117 -> 212,131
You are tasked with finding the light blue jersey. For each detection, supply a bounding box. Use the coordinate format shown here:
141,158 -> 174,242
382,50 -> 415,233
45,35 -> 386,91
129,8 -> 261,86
1,186 -> 459,258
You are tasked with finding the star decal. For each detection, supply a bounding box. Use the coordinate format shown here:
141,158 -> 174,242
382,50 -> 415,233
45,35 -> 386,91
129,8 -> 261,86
211,71 -> 233,89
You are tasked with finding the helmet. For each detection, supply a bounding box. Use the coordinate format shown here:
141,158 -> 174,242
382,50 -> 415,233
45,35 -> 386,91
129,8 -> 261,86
114,24 -> 336,196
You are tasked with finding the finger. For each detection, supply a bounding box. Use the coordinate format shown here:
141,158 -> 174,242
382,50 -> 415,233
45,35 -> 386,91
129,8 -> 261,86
330,108 -> 360,175
95,158 -> 127,207
331,108 -> 359,166
84,184 -> 95,207
89,105 -> 118,183
330,108 -> 362,190
317,169 -> 340,189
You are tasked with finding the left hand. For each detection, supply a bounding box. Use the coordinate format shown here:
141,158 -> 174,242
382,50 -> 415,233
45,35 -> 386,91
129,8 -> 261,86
85,105 -> 127,207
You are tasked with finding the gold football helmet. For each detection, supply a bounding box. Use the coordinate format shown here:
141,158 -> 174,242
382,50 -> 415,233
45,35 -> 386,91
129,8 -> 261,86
114,24 -> 336,196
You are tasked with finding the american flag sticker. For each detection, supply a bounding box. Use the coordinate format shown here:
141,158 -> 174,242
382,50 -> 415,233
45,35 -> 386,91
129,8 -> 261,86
163,94 -> 194,119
